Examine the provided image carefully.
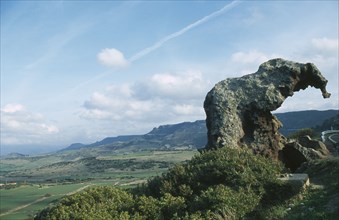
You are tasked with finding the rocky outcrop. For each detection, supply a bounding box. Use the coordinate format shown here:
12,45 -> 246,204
280,141 -> 325,172
279,135 -> 330,171
298,135 -> 330,156
204,58 -> 331,160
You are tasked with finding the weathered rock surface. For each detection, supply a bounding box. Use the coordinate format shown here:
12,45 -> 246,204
278,173 -> 310,191
204,58 -> 330,160
279,135 -> 330,171
280,141 -> 324,172
298,135 -> 330,156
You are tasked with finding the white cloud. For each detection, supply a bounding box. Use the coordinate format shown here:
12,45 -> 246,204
227,50 -> 283,77
231,50 -> 276,64
81,84 -> 155,121
134,70 -> 211,100
97,48 -> 129,68
79,70 -> 209,135
173,104 -> 204,116
1,104 -> 59,145
1,103 -> 25,113
311,37 -> 338,52
308,38 -> 339,74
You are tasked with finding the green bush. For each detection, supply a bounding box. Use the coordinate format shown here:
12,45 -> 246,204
287,128 -> 316,139
135,195 -> 161,219
35,147 -> 289,219
35,186 -> 134,220
147,147 -> 283,198
191,185 -> 260,219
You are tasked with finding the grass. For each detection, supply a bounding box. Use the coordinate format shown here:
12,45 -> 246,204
283,157 -> 339,219
1,150 -> 197,183
0,150 -> 197,219
255,156 -> 339,219
97,150 -> 196,162
3,150 -> 338,219
2,196 -> 59,220
0,183 -> 89,219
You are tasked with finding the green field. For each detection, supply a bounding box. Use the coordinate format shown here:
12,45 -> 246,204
0,150 -> 197,219
0,183 -> 91,219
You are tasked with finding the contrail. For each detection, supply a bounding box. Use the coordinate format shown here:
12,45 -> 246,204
128,0 -> 242,62
69,1 -> 241,94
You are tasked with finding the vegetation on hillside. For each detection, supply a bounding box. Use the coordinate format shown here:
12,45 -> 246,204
314,114 -> 339,131
282,157 -> 339,219
287,128 -> 316,140
276,110 -> 338,136
35,147 -> 297,219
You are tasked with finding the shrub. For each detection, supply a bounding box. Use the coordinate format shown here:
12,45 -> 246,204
288,128 -> 316,139
143,147 -> 284,218
147,147 -> 283,199
35,186 -> 134,220
135,195 -> 161,219
36,147 -> 287,219
191,185 -> 260,219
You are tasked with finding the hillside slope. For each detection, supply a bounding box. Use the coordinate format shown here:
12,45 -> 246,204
276,110 -> 338,135
60,109 -> 338,152
62,120 -> 207,152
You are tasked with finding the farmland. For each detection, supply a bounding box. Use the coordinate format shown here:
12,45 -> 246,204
0,183 -> 91,220
0,149 -> 197,219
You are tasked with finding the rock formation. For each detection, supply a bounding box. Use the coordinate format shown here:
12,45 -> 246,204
298,135 -> 330,156
204,58 -> 330,160
280,135 -> 330,171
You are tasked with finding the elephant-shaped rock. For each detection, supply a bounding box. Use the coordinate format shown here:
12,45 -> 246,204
204,58 -> 330,160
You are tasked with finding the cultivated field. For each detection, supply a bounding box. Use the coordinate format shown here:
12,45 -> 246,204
0,150 -> 197,219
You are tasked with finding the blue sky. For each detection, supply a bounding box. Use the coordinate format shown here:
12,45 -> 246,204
1,0 -> 338,155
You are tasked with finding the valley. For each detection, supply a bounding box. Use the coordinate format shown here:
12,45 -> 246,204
0,109 -> 338,219
0,149 -> 197,219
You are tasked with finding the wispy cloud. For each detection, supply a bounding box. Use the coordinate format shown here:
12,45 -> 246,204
128,0 -> 242,62
72,0 -> 241,92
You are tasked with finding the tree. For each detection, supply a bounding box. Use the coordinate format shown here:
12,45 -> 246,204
288,128 -> 316,139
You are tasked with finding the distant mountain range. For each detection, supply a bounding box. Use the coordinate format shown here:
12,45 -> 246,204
61,120 -> 207,152
61,110 -> 338,152
275,109 -> 338,135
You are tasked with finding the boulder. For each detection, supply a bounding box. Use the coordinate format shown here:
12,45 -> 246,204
279,141 -> 324,172
278,173 -> 310,191
298,135 -> 330,156
204,58 -> 330,160
279,136 -> 329,171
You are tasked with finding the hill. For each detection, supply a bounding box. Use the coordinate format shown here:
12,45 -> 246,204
275,109 -> 338,135
60,109 -> 338,152
1,153 -> 29,159
62,120 -> 207,152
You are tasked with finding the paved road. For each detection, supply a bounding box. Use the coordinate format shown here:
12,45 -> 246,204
322,130 -> 339,155
322,130 -> 339,144
328,134 -> 339,144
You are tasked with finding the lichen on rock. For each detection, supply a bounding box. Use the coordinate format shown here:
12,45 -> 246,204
204,58 -> 330,160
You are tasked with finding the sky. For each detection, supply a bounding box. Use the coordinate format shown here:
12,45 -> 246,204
1,0 -> 338,155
